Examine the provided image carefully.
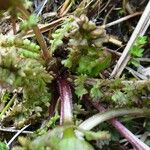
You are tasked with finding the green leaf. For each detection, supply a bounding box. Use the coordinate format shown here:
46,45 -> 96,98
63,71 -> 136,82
62,48 -> 81,69
130,36 -> 147,59
20,14 -> 39,31
77,51 -> 111,77
50,17 -> 74,52
130,46 -> 144,57
74,75 -> 87,98
0,142 -> 8,150
112,90 -> 128,106
75,85 -> 88,98
84,131 -> 110,141
129,36 -> 147,67
50,39 -> 63,52
145,120 -> 150,132
90,82 -> 103,99
15,127 -> 94,150
58,135 -> 94,150
17,49 -> 40,59
130,59 -> 140,67
28,14 -> 39,27
62,59 -> 72,68
0,36 -> 53,127
135,36 -> 147,45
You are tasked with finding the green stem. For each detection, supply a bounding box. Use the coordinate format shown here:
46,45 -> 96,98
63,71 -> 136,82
0,94 -> 17,120
79,108 -> 150,130
16,5 -> 51,61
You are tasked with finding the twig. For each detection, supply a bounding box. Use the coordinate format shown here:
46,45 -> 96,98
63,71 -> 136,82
98,0 -> 111,14
61,1 -> 73,16
7,124 -> 30,147
126,66 -> 148,80
110,1 -> 150,78
137,58 -> 150,62
125,2 -> 134,14
60,0 -> 71,16
35,0 -> 48,16
108,36 -> 123,46
11,13 -> 17,35
0,126 -> 33,134
103,5 -> 115,25
101,12 -> 142,28
105,47 -> 121,56
23,17 -> 64,38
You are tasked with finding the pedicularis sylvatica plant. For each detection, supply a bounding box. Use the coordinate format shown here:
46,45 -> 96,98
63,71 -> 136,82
0,0 -> 150,150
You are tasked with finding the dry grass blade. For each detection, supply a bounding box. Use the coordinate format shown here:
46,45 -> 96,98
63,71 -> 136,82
0,126 -> 33,134
101,12 -> 142,28
36,0 -> 48,16
23,17 -> 64,38
110,1 -> 150,78
7,124 -> 30,147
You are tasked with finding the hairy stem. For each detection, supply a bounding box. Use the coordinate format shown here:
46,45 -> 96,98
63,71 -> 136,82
16,4 -> 51,61
91,102 -> 150,150
58,79 -> 73,125
79,108 -> 150,131
111,119 -> 150,150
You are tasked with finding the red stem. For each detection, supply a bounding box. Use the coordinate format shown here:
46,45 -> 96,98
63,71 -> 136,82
58,79 -> 73,125
91,102 -> 150,150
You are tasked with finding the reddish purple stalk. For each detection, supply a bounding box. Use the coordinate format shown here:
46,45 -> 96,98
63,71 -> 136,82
58,79 -> 73,125
92,102 -> 150,150
58,81 -> 150,149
